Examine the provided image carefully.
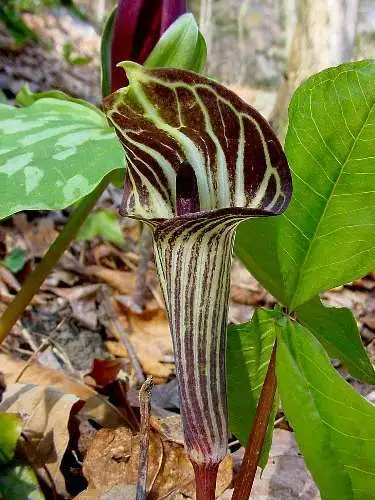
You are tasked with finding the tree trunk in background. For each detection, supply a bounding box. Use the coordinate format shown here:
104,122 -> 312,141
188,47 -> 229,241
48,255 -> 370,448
270,0 -> 359,141
199,0 -> 213,62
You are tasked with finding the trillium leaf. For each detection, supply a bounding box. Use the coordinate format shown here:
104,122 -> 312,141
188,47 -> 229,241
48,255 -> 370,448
227,308 -> 278,468
296,296 -> 375,384
277,317 -> 375,499
0,98 -> 124,221
104,63 -> 292,220
236,60 -> 375,309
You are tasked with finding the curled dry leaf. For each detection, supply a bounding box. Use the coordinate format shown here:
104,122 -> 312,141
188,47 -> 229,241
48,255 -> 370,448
82,422 -> 232,499
0,382 -> 80,495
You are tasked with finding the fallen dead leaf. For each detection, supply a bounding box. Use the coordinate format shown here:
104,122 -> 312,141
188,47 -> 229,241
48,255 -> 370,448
0,353 -> 125,428
0,382 -> 80,495
86,358 -> 125,387
83,425 -> 232,499
50,284 -> 102,329
85,266 -> 136,294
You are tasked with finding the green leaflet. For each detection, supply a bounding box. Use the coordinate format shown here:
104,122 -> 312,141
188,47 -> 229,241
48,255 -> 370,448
0,462 -> 45,499
227,308 -> 277,468
0,98 -> 124,221
0,413 -> 23,466
104,63 -> 291,220
277,317 -> 375,500
77,208 -> 125,246
236,60 -> 375,309
296,296 -> 375,384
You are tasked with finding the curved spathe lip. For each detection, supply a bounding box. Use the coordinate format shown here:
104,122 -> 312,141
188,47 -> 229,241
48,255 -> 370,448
119,205 -> 282,229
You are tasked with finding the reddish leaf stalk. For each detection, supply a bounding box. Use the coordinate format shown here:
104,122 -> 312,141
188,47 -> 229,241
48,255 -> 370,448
193,463 -> 219,500
232,342 -> 277,500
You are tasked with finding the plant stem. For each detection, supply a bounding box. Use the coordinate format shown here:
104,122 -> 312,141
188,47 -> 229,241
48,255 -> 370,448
193,463 -> 219,500
0,174 -> 112,343
232,342 -> 277,500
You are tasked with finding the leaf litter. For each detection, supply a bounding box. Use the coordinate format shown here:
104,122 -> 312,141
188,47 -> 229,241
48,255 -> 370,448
0,201 -> 374,498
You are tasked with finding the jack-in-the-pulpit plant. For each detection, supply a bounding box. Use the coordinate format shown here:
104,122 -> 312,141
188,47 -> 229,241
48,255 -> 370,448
104,62 -> 292,494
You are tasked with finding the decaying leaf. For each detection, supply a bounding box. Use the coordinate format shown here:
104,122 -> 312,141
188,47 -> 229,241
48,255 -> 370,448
106,306 -> 174,380
0,353 -> 125,428
0,383 -> 80,495
83,422 -> 232,499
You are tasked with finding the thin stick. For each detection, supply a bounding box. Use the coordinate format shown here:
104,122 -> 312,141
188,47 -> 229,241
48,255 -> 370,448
14,338 -> 51,383
102,294 -> 145,385
130,224 -> 153,311
232,342 -> 277,500
136,377 -> 153,500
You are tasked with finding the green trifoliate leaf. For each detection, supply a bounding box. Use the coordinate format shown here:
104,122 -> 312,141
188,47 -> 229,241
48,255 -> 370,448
227,308 -> 278,468
277,317 -> 375,499
104,63 -> 291,221
0,413 -> 23,465
296,296 -> 375,383
0,462 -> 45,499
236,60 -> 375,309
0,98 -> 124,221
77,208 -> 125,246
144,13 -> 207,73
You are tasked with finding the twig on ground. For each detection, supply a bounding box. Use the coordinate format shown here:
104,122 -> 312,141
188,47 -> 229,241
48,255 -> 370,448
136,377 -> 153,500
102,292 -> 145,386
232,342 -> 277,500
14,338 -> 51,382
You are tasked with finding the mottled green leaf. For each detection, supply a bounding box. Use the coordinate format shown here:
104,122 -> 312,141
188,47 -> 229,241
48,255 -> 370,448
0,412 -> 23,465
296,296 -> 375,383
236,60 -> 375,309
0,98 -> 124,220
277,317 -> 375,499
77,208 -> 125,246
227,308 -> 277,468
0,462 -> 45,499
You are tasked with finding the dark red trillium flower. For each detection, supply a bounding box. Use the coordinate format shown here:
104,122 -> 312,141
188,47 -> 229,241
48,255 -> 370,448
111,0 -> 187,92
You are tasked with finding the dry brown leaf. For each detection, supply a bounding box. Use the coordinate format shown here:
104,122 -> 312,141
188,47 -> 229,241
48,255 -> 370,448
51,284 -> 102,329
86,358 -> 124,387
0,382 -> 80,495
0,353 -> 125,428
85,266 -> 136,294
0,352 -> 93,399
119,308 -> 174,379
13,215 -> 58,258
83,425 -> 232,499
75,484 -> 137,499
